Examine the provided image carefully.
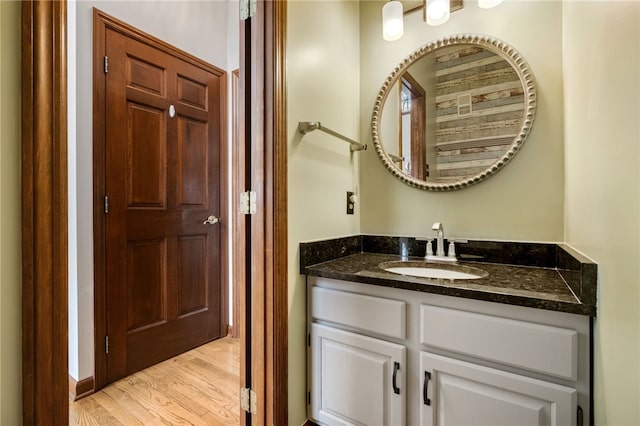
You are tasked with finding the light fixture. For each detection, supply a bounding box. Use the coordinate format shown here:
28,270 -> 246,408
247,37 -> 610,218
382,0 -> 404,41
478,0 -> 504,9
426,0 -> 450,26
382,0 -> 465,41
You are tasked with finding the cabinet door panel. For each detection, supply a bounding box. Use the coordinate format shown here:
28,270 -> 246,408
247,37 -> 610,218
420,352 -> 576,426
311,323 -> 406,426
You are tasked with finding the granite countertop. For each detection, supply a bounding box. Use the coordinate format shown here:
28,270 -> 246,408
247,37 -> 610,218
300,235 -> 597,316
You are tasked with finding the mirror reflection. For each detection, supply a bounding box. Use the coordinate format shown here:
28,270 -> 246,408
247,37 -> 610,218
373,35 -> 536,190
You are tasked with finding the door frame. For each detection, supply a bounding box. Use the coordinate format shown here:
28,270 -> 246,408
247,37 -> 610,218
21,1 -> 68,424
400,72 -> 426,180
21,0 -> 288,423
239,2 -> 288,423
91,8 -> 230,391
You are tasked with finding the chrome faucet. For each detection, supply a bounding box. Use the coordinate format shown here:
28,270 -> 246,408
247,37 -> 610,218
432,222 -> 445,257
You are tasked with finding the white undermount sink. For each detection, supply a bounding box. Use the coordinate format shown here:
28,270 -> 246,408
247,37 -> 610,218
379,261 -> 488,280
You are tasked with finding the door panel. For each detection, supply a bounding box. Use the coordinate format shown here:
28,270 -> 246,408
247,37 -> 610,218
177,75 -> 208,109
127,103 -> 167,207
177,117 -> 208,207
177,235 -> 208,316
104,26 -> 225,383
128,56 -> 166,95
126,238 -> 167,332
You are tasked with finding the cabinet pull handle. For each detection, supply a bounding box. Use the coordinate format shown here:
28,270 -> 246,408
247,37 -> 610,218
392,362 -> 400,395
423,371 -> 432,406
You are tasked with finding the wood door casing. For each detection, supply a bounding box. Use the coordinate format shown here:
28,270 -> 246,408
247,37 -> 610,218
95,10 -> 228,385
21,1 -> 69,423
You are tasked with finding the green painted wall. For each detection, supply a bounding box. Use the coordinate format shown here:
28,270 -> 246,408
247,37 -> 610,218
564,2 -> 640,425
0,1 -> 23,424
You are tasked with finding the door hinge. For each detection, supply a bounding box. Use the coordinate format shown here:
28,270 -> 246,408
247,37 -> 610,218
104,195 -> 109,213
307,391 -> 311,405
105,336 -> 109,354
104,56 -> 109,74
240,387 -> 257,414
307,333 -> 311,347
240,191 -> 257,215
239,0 -> 256,20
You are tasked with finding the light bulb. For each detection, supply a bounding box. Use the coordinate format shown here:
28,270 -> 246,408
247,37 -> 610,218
427,0 -> 450,26
382,1 -> 404,41
478,0 -> 504,9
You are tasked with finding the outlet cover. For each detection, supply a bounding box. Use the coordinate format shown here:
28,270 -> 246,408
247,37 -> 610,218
346,191 -> 354,215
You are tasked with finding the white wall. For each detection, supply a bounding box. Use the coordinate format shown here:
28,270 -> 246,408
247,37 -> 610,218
226,0 -> 240,327
563,1 -> 640,424
68,0 -> 80,382
0,2 -> 22,423
287,1 -> 361,423
69,0 -> 236,381
359,0 -> 565,242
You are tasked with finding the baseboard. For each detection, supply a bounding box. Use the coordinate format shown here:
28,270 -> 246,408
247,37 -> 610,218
227,324 -> 239,338
69,375 -> 95,401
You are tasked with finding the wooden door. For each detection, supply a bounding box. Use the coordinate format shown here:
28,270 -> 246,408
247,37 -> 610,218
420,351 -> 576,426
103,25 -> 226,382
310,323 -> 406,425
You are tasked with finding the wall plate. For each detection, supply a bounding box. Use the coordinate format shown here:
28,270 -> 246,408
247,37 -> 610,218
346,191 -> 355,215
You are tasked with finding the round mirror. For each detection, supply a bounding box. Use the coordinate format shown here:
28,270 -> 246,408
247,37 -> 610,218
371,34 -> 536,191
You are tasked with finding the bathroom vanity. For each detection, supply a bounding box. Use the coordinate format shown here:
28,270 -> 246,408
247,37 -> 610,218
301,236 -> 596,426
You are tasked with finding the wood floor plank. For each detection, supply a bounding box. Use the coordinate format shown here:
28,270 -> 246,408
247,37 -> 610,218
173,357 -> 239,399
100,383 -> 166,425
114,374 -> 209,425
140,363 -> 240,420
169,358 -> 241,410
70,396 -> 121,425
69,337 -> 240,425
90,390 -> 145,426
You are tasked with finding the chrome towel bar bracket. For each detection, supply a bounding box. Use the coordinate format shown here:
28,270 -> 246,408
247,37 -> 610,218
298,121 -> 367,152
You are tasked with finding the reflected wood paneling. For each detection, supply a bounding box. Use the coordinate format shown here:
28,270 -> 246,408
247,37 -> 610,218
70,337 -> 240,426
434,45 -> 524,180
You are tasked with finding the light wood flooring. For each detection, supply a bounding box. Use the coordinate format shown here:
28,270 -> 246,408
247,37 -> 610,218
70,337 -> 240,425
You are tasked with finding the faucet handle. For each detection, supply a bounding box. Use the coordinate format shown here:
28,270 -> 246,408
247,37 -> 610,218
432,222 -> 443,231
448,241 -> 456,258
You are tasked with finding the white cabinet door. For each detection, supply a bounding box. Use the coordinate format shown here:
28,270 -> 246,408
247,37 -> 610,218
310,323 -> 406,426
420,352 -> 576,426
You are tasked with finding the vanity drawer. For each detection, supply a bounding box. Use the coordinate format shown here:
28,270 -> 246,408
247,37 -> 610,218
420,304 -> 578,380
311,287 -> 406,339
